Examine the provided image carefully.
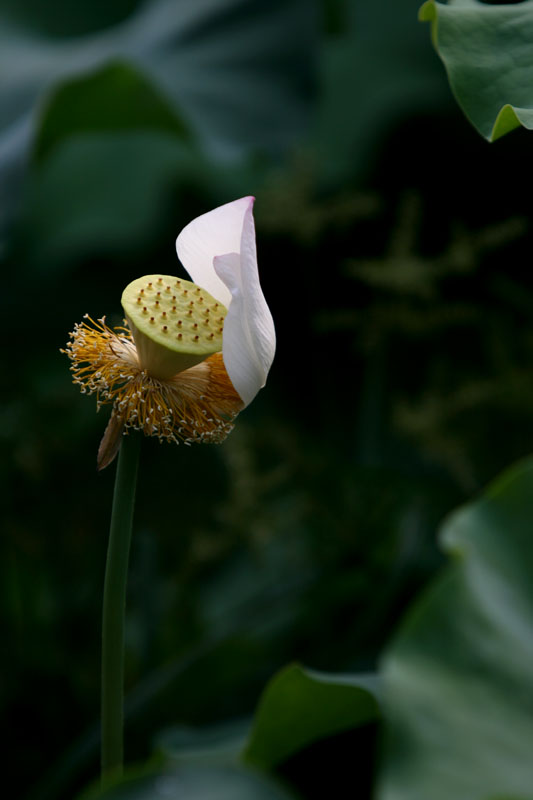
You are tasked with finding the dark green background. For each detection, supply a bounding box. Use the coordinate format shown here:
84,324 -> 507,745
3,0 -> 533,797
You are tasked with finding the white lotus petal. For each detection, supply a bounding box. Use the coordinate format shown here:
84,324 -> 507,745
176,196 -> 254,307
214,203 -> 276,406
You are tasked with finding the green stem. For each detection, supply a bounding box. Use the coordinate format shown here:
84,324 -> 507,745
101,432 -> 141,781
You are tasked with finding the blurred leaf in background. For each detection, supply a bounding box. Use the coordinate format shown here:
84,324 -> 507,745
378,457 -> 533,800
244,664 -> 380,770
2,0 -> 317,262
77,764 -> 294,800
316,0 -> 451,186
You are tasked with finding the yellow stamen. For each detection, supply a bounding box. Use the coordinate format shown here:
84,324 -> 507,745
61,316 -> 243,448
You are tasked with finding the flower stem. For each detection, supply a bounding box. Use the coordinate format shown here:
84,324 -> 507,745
101,432 -> 141,782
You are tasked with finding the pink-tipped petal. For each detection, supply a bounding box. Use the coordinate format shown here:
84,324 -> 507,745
176,196 -> 254,307
214,203 -> 275,406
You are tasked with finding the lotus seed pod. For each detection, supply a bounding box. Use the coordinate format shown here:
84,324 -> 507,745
122,274 -> 227,379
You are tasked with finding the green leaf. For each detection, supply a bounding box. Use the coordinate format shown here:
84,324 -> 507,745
378,456 -> 533,800
77,765 -> 293,800
0,0 -> 316,237
244,663 -> 381,769
19,132 -> 201,265
33,61 -> 191,163
420,0 -> 533,140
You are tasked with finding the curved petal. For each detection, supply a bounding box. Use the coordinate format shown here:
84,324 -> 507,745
176,196 -> 254,307
214,202 -> 276,406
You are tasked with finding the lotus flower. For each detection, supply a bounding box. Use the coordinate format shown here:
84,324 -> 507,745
63,197 -> 276,469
